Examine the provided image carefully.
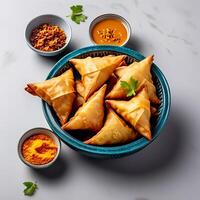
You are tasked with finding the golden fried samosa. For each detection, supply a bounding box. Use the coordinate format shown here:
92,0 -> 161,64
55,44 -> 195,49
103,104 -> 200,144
25,68 -> 75,125
73,93 -> 85,110
62,85 -> 107,132
84,108 -> 137,145
72,80 -> 85,111
75,80 -> 85,97
106,87 -> 152,140
106,73 -> 118,94
70,55 -> 126,100
114,62 -> 137,78
107,55 -> 160,104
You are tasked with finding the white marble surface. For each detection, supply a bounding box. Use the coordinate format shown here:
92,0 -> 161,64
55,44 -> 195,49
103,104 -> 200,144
0,0 -> 200,199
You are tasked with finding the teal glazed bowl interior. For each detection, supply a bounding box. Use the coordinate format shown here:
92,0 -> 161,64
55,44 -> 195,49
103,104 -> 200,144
42,45 -> 171,158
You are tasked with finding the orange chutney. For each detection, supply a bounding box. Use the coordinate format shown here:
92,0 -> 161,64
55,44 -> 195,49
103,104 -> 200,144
22,134 -> 57,165
91,19 -> 128,46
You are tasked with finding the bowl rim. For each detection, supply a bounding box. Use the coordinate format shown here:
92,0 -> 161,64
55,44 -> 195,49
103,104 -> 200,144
25,14 -> 72,55
89,13 -> 132,46
42,45 -> 171,157
18,127 -> 61,168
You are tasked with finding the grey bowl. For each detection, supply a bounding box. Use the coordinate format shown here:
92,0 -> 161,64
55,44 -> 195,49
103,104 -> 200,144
25,14 -> 72,56
18,127 -> 61,169
89,13 -> 131,46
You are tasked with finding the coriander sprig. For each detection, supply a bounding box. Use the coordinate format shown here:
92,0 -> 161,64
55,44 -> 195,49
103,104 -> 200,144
23,182 -> 38,196
120,77 -> 139,97
67,5 -> 88,24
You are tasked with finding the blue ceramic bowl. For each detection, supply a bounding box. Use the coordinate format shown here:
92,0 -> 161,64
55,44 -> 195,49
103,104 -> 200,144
42,45 -> 171,158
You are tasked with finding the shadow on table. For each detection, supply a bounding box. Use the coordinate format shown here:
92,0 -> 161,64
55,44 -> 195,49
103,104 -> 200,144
126,35 -> 145,53
78,104 -> 191,177
29,155 -> 68,181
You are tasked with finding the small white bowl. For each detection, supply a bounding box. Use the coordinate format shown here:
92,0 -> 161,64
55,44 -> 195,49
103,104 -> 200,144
89,13 -> 131,46
18,127 -> 61,169
25,14 -> 72,56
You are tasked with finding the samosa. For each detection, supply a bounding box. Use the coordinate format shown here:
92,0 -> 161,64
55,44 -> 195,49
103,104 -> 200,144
84,108 -> 137,145
25,68 -> 75,125
75,80 -> 85,98
73,93 -> 85,111
72,80 -> 85,110
106,73 -> 118,95
106,87 -> 152,140
62,85 -> 107,132
114,62 -> 137,78
70,55 -> 126,100
107,55 -> 160,104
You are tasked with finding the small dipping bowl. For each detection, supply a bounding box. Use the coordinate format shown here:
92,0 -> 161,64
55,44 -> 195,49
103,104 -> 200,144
18,127 -> 61,169
89,14 -> 131,46
25,14 -> 72,56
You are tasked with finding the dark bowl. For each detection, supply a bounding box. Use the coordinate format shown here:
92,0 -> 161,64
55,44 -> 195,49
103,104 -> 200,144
42,45 -> 171,158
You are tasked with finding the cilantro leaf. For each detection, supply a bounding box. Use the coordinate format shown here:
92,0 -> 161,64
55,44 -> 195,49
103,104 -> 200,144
120,81 -> 130,90
67,5 -> 87,24
23,182 -> 38,196
120,77 -> 139,97
71,14 -> 87,24
129,77 -> 138,96
70,5 -> 83,14
130,77 -> 138,90
126,90 -> 133,97
23,182 -> 33,188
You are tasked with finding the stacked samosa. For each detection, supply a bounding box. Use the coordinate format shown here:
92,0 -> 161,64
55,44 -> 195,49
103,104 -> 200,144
70,55 -> 126,100
84,108 -> 138,145
25,54 -> 159,146
62,84 -> 107,132
25,68 -> 75,125
107,55 -> 160,104
106,87 -> 152,140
